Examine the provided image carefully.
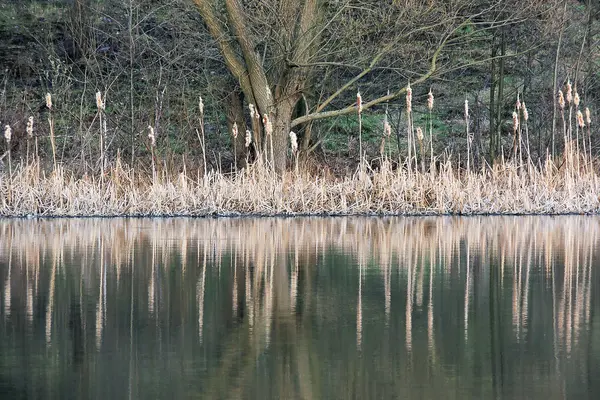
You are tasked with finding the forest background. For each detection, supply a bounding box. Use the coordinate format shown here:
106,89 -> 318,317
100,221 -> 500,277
0,0 -> 598,179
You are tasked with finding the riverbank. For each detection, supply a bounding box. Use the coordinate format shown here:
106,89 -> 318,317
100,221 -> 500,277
1,157 -> 599,217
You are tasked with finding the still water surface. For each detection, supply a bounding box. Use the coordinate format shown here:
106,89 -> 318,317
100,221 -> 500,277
0,217 -> 599,399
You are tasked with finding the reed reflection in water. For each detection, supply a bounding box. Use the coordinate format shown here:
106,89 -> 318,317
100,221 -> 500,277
0,216 -> 599,399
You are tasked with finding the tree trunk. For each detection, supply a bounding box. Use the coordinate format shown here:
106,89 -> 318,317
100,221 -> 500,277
271,101 -> 295,173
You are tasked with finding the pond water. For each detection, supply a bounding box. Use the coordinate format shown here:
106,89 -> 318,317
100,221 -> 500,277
0,217 -> 599,399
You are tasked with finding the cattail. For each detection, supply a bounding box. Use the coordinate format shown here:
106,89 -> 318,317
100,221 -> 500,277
383,117 -> 391,137
249,103 -> 255,119
4,125 -> 11,144
585,107 -> 591,125
263,114 -> 273,136
566,80 -> 572,104
406,85 -> 412,114
45,93 -> 52,109
95,91 -> 105,111
356,92 -> 363,114
522,102 -> 529,121
198,96 -> 204,115
148,126 -> 156,147
512,111 -> 519,132
416,127 -> 424,141
26,116 -> 34,137
516,94 -> 521,111
577,110 -> 585,128
574,91 -> 580,108
289,131 -> 298,154
558,90 -> 565,110
245,130 -> 252,147
232,122 -> 239,139
427,89 -> 434,111
464,98 -> 469,120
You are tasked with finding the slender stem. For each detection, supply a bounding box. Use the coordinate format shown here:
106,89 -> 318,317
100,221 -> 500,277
48,113 -> 57,173
358,111 -> 363,170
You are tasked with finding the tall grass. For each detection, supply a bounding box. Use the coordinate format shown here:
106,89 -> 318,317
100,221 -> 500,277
0,85 -> 598,217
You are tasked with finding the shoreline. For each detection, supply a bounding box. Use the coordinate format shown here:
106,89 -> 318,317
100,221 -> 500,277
1,211 -> 599,219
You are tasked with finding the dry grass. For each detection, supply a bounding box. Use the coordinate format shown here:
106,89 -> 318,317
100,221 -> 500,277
0,154 -> 599,217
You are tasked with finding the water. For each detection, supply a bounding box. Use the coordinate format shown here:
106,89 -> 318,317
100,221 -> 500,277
0,217 -> 599,399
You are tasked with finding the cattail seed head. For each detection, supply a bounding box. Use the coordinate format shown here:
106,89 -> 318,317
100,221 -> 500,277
383,118 -> 391,138
289,131 -> 298,154
356,91 -> 363,114
416,127 -> 424,142
558,90 -> 565,110
45,93 -> 52,109
464,98 -> 469,121
427,89 -> 434,111
95,91 -> 105,111
26,116 -> 34,137
585,107 -> 591,125
512,111 -> 519,132
4,125 -> 11,144
577,110 -> 585,128
148,126 -> 156,147
574,91 -> 580,108
198,96 -> 204,115
245,130 -> 252,147
249,103 -> 255,119
232,122 -> 239,139
522,102 -> 529,121
263,114 -> 273,136
516,94 -> 521,111
566,80 -> 573,104
406,85 -> 412,114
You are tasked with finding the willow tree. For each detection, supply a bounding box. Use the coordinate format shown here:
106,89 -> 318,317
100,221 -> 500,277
192,0 -> 547,173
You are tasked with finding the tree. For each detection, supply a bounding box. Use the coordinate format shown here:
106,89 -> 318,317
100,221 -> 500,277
192,0 -> 555,173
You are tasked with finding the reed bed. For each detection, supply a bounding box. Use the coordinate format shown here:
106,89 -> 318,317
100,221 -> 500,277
1,87 -> 599,217
0,155 -> 599,216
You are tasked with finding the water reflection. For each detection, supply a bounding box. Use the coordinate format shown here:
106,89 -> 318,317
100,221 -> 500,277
0,216 -> 599,399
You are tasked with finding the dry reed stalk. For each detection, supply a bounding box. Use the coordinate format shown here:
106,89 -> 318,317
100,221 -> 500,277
522,101 -> 532,168
558,90 -> 568,167
290,131 -> 298,175
383,114 -> 392,162
516,94 -> 524,167
356,91 -> 363,167
198,96 -> 207,174
148,126 -> 157,183
586,107 -> 592,163
26,116 -> 33,165
428,89 -> 434,173
96,91 -> 106,176
232,122 -> 239,171
417,127 -> 424,173
465,98 -> 471,173
249,103 -> 261,159
263,114 -> 274,170
4,125 -> 12,177
46,93 -> 57,172
406,84 -> 413,174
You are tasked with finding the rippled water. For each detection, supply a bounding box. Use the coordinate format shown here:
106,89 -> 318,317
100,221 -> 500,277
0,217 -> 599,399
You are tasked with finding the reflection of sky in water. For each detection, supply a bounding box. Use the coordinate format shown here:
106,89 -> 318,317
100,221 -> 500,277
0,216 -> 599,399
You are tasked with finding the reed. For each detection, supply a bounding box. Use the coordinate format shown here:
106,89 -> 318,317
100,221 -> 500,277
0,85 -> 597,217
46,93 -> 57,172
